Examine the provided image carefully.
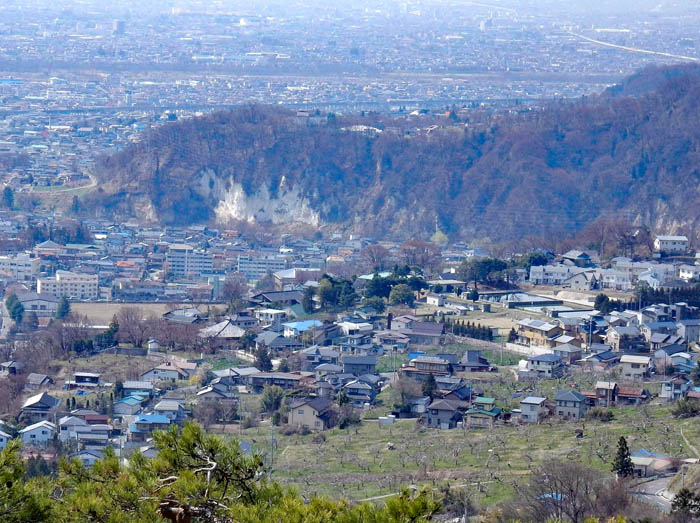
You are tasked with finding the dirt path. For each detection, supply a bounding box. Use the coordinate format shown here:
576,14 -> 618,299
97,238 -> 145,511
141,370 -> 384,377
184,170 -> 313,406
681,426 -> 699,458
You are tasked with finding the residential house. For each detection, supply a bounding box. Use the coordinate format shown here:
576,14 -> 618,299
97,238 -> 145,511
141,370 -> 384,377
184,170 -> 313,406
21,392 -> 60,423
460,350 -> 491,372
1,360 -> 23,375
606,326 -> 645,353
526,354 -> 564,378
140,362 -> 189,382
620,355 -> 652,380
254,309 -> 287,330
288,398 -> 336,430
519,397 -> 548,423
113,396 -> 145,416
424,399 -> 463,429
25,373 -> 54,391
342,355 -> 377,376
555,390 -> 588,420
617,386 -> 649,405
153,400 -> 188,423
255,331 -> 303,353
248,372 -> 306,393
677,319 -> 700,343
401,355 -> 452,381
69,449 -> 103,467
593,381 -> 618,407
343,380 -> 377,406
300,346 -> 340,371
122,381 -> 155,398
0,429 -> 11,450
562,270 -> 598,291
579,350 -> 620,370
641,320 -> 679,342
19,421 -> 56,446
516,319 -> 563,348
128,414 -> 172,442
661,377 -> 692,400
198,319 -> 246,347
66,371 -> 101,389
250,290 -> 304,308
466,397 -> 501,428
552,343 -> 583,364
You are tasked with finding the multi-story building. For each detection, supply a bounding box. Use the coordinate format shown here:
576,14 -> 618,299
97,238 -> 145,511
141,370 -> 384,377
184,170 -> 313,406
0,253 -> 40,282
165,244 -> 213,278
37,270 -> 98,300
529,264 -> 585,285
654,235 -> 688,255
516,319 -> 563,348
237,254 -> 288,281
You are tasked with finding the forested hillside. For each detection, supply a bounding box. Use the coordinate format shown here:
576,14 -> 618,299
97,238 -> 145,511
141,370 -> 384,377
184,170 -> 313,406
92,64 -> 700,242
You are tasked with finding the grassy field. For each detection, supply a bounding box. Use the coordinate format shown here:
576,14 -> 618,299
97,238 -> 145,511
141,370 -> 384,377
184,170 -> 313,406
70,302 -> 227,325
232,402 -> 699,507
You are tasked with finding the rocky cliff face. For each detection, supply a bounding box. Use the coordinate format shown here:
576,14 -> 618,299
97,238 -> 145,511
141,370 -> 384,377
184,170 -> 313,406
92,65 -> 700,242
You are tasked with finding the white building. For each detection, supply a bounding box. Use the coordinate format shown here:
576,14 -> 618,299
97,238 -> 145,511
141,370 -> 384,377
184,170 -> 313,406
654,235 -> 688,255
166,244 -> 213,278
0,253 -> 40,282
529,264 -> 586,285
19,420 -> 56,446
597,269 -> 633,291
237,254 -> 288,281
0,429 -> 10,449
679,264 -> 700,282
37,270 -> 98,300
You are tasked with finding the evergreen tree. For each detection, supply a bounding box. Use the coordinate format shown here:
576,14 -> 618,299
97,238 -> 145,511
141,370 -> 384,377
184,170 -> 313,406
260,385 -> 285,412
255,347 -> 273,372
2,186 -> 13,208
671,488 -> 700,520
277,359 -> 290,373
508,328 -> 517,343
422,373 -> 437,399
337,390 -> 350,406
302,286 -> 315,313
0,440 -> 54,521
56,296 -> 71,319
611,436 -> 634,477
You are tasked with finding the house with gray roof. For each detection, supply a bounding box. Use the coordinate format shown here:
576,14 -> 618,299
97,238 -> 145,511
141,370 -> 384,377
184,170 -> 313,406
554,390 -> 588,420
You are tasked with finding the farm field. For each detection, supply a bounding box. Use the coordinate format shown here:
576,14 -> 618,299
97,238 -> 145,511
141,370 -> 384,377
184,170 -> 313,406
70,302 -> 216,325
234,402 -> 699,507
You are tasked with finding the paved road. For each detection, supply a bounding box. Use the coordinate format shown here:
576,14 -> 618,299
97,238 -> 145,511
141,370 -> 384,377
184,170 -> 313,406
0,296 -> 10,340
631,476 -> 674,513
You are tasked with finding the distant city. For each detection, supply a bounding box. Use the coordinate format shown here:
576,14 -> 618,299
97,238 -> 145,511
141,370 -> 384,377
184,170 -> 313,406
1,0 -> 700,194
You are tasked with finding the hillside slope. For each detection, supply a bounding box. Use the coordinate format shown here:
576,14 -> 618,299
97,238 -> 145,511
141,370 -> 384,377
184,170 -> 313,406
93,65 -> 700,242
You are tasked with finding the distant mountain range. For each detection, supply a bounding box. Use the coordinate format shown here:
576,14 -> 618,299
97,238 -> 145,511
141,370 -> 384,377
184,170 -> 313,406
91,64 -> 700,243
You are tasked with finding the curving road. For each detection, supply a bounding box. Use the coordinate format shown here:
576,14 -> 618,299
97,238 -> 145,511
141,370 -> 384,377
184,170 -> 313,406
631,476 -> 674,513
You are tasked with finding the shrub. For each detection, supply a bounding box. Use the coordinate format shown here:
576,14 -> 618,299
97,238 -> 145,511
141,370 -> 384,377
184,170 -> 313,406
587,407 -> 614,422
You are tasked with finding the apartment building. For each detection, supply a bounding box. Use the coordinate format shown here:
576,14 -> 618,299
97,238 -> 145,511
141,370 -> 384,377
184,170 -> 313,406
37,270 -> 98,300
654,235 -> 688,255
237,254 -> 287,281
165,244 -> 213,278
0,253 -> 40,282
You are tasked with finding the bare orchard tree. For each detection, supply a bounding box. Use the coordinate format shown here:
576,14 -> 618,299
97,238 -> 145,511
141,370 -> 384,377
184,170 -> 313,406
507,460 -> 604,523
360,244 -> 392,272
222,273 -> 249,309
399,240 -> 439,270
116,306 -> 150,347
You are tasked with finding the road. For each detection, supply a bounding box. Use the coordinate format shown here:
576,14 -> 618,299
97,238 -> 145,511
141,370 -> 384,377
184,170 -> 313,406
568,32 -> 700,63
0,296 -> 10,340
631,476 -> 674,513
